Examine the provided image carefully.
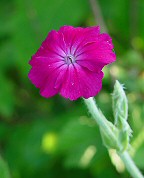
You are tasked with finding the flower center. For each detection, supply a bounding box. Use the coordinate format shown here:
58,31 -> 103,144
64,55 -> 75,65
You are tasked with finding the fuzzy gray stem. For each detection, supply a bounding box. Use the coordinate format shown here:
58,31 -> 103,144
84,97 -> 144,178
118,151 -> 143,178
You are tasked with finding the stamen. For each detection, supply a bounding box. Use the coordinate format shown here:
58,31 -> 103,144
65,55 -> 75,65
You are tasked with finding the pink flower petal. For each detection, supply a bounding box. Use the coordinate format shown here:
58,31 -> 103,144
77,49 -> 116,64
75,65 -> 104,99
54,66 -> 68,89
76,33 -> 116,65
76,60 -> 105,72
28,57 -> 65,88
40,65 -> 66,98
76,34 -> 114,57
42,30 -> 67,57
60,64 -> 104,100
60,65 -> 81,100
59,26 -> 100,55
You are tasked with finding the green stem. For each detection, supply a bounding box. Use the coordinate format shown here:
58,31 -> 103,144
118,151 -> 143,178
83,97 -> 117,143
84,97 -> 143,178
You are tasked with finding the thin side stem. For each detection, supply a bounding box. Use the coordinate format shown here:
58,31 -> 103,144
84,97 -> 144,178
89,0 -> 108,32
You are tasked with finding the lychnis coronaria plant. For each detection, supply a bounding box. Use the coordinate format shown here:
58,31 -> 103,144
28,26 -> 115,100
28,26 -> 144,178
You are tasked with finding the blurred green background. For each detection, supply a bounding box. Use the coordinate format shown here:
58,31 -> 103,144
0,0 -> 144,178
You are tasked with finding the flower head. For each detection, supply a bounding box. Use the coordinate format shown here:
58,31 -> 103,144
28,26 -> 116,100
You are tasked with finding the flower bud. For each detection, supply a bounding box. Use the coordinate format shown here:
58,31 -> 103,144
112,80 -> 132,151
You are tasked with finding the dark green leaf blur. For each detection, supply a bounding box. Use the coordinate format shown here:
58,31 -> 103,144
0,0 -> 144,178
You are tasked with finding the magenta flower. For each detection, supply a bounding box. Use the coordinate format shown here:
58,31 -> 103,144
28,26 -> 116,100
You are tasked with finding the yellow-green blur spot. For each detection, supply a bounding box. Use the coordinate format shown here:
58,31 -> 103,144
41,132 -> 57,154
132,37 -> 144,50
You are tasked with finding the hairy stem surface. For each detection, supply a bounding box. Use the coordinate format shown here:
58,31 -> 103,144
84,97 -> 144,178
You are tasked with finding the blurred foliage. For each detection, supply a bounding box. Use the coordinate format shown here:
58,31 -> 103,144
0,156 -> 10,178
0,0 -> 144,178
